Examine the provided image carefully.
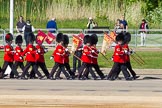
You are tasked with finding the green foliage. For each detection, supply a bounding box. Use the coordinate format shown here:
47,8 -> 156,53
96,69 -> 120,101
146,7 -> 162,28
0,0 -> 162,29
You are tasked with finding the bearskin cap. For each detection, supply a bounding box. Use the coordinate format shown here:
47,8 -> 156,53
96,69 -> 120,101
123,32 -> 131,44
115,32 -> 124,42
63,34 -> 69,45
83,35 -> 90,44
15,35 -> 23,44
90,34 -> 98,45
5,33 -> 13,42
56,32 -> 63,43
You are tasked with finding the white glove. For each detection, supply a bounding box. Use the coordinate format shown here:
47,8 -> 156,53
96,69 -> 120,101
91,50 -> 95,53
124,50 -> 128,54
44,48 -> 48,53
111,57 -> 113,61
27,52 -> 30,54
37,50 -> 41,53
65,48 -> 68,52
19,56 -> 23,60
50,56 -> 53,60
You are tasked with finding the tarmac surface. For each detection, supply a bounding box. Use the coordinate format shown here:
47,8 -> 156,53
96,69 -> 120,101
0,68 -> 162,108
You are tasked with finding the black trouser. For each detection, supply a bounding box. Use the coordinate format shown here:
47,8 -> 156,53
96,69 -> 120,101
49,62 -> 70,78
30,62 -> 50,78
107,62 -> 130,80
107,62 -> 120,79
120,63 -> 131,79
21,62 -> 43,78
1,61 -> 14,78
55,63 -> 74,78
126,62 -> 136,77
72,51 -> 82,73
78,62 -> 97,79
36,62 -> 50,77
12,61 -> 24,76
92,64 -> 105,78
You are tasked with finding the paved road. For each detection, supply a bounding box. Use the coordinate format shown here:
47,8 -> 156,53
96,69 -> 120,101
0,69 -> 162,108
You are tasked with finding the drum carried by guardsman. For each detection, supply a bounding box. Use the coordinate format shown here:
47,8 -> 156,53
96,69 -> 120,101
0,33 -> 14,79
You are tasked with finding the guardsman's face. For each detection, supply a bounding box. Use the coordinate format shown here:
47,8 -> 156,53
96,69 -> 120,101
9,41 -> 12,45
118,41 -> 122,45
87,43 -> 90,46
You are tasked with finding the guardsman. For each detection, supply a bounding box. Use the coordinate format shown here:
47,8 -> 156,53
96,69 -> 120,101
20,33 -> 44,80
78,35 -> 97,80
12,35 -> 25,77
49,33 -> 70,80
55,35 -> 75,79
0,33 -> 14,78
90,34 -> 106,80
107,32 -> 132,81
122,32 -> 140,80
34,35 -> 50,79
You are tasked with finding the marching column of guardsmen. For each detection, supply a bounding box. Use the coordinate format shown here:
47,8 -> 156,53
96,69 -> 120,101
20,33 -> 44,79
0,32 -> 139,80
107,32 -> 139,81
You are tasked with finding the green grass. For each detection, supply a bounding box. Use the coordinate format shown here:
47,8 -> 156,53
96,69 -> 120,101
0,50 -> 162,69
0,18 -> 110,29
1,0 -> 162,30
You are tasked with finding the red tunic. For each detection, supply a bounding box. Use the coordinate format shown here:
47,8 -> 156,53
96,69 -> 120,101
14,45 -> 24,62
122,44 -> 130,62
81,45 -> 92,63
35,44 -> 45,63
113,44 -> 125,63
23,44 -> 36,62
52,44 -> 65,64
4,44 -> 14,62
91,46 -> 99,64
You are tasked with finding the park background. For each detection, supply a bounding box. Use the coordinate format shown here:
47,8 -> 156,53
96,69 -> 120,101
0,0 -> 162,69
0,0 -> 162,29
